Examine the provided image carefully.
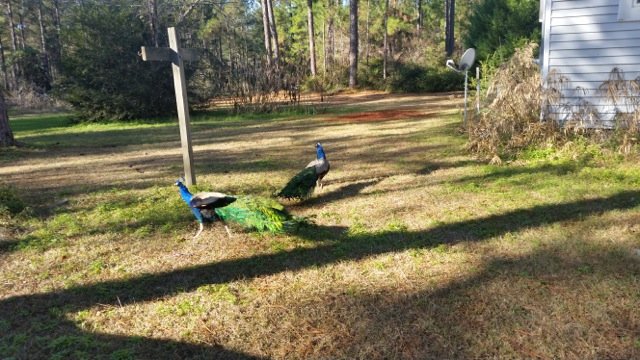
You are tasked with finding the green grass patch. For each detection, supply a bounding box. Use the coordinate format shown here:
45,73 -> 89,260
3,96 -> 640,359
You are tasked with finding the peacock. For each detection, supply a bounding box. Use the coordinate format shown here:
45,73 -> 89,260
277,142 -> 330,200
176,178 -> 296,238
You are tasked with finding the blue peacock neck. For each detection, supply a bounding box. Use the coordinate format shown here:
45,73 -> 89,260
316,145 -> 326,160
177,182 -> 193,203
177,182 -> 205,224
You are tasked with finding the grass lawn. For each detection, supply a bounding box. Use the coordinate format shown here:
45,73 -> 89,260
1,92 -> 639,359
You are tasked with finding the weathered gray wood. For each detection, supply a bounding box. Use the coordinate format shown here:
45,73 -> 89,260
140,27 -> 198,186
140,46 -> 172,61
168,27 -> 196,186
140,46 -> 199,62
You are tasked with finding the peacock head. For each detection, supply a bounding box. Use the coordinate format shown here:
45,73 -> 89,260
315,142 -> 326,159
175,177 -> 186,186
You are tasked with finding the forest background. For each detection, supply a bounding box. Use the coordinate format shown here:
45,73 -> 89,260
0,0 -> 539,121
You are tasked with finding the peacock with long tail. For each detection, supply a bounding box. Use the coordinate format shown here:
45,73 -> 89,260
277,142 -> 330,200
176,178 -> 296,238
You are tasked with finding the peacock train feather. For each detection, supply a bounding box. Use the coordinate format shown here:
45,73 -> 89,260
213,195 -> 291,233
176,178 -> 299,237
277,142 -> 330,200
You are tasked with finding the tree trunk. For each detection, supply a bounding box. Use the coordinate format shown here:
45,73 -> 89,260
37,3 -> 51,84
348,0 -> 358,88
0,34 -> 8,90
307,0 -> 316,76
266,0 -> 279,64
0,91 -> 16,147
326,0 -> 334,70
417,0 -> 422,32
260,0 -> 272,66
37,3 -> 47,55
445,0 -> 455,56
5,0 -> 18,89
50,0 -> 61,79
148,0 -> 159,47
383,0 -> 389,79
17,1 -> 25,50
53,0 -> 61,33
364,0 -> 370,65
5,1 -> 17,52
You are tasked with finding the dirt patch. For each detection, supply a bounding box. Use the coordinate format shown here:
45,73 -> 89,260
326,109 -> 439,123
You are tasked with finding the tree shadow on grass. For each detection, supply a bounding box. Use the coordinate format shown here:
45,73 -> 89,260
441,161 -> 581,185
288,245 -> 640,358
2,191 -> 640,358
0,239 -> 19,254
291,179 -> 382,208
416,159 -> 481,175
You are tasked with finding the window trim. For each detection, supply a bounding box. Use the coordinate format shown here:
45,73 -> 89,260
619,0 -> 640,21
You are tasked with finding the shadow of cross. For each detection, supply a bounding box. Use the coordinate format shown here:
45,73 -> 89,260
140,26 -> 199,186
2,191 -> 640,357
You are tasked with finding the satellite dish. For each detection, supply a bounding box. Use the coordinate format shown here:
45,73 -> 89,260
442,48 -> 477,126
458,48 -> 476,71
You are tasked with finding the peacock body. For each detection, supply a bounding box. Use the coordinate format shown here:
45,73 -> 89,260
277,142 -> 330,200
176,179 -> 294,237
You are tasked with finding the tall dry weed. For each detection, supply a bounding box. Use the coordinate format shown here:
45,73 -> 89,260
598,68 -> 640,154
467,43 -> 559,160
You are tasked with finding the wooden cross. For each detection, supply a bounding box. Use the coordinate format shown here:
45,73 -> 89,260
140,27 -> 199,186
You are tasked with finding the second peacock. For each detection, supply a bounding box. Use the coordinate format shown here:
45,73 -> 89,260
277,142 -> 330,200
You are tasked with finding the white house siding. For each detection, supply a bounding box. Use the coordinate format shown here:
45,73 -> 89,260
541,0 -> 640,126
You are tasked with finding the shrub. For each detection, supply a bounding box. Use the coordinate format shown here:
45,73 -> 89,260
467,43 -> 559,160
57,1 -> 175,121
467,43 -> 640,161
465,0 -> 540,66
388,63 -> 465,93
0,186 -> 25,215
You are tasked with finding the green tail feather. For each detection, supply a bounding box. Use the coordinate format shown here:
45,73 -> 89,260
277,166 -> 318,199
214,195 -> 292,233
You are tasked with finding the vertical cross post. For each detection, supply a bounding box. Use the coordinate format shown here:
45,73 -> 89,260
140,26 -> 198,186
168,27 -> 196,186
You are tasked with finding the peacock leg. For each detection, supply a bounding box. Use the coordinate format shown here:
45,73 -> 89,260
224,225 -> 233,238
193,222 -> 204,239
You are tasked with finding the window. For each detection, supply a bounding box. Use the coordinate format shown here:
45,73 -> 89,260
619,0 -> 640,21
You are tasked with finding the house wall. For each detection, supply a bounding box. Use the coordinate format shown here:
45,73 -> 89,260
541,0 -> 640,126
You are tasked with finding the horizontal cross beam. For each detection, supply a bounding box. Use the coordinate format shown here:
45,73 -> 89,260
140,46 -> 199,62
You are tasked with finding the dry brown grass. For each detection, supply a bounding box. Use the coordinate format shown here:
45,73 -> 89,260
467,43 -> 559,160
1,93 -> 640,359
469,44 -> 640,162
